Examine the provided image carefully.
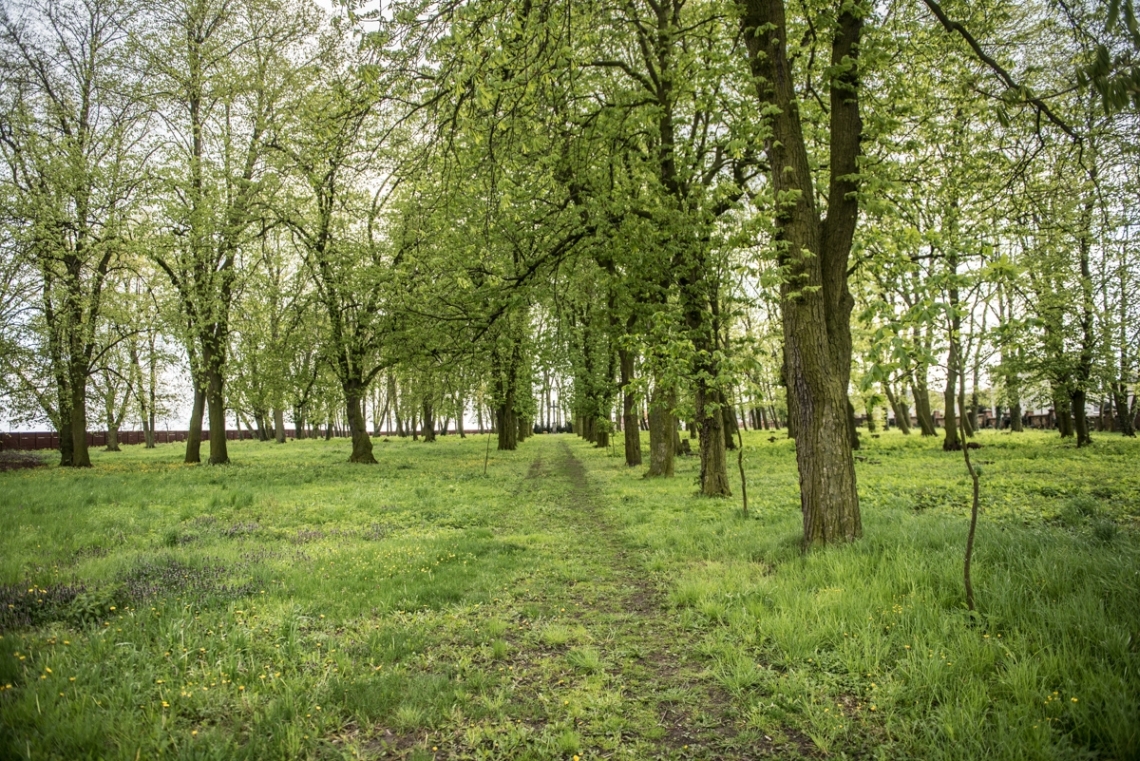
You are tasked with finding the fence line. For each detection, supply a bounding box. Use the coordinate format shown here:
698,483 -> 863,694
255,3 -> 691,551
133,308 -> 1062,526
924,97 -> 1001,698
0,430 -> 261,451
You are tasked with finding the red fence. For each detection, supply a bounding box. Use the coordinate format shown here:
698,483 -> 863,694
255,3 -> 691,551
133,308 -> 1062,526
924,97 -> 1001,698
0,430 -> 260,451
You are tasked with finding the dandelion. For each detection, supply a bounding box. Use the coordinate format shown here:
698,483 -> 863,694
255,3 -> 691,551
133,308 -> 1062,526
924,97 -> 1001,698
1071,697 -> 1078,703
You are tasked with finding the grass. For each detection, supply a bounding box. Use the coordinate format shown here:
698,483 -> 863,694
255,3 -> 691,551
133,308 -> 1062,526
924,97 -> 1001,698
0,429 -> 1137,760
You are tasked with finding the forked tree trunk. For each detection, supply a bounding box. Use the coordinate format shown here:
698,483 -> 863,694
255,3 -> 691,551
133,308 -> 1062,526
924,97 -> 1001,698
741,0 -> 862,545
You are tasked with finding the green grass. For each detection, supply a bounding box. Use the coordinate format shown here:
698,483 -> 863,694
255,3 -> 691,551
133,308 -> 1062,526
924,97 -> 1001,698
0,429 -> 1137,760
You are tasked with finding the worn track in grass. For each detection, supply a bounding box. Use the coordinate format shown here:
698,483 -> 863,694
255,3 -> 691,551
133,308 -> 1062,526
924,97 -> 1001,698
425,439 -> 806,760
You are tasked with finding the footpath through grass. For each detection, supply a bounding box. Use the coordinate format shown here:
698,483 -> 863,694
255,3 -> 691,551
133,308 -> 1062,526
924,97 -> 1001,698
0,430 -> 1138,760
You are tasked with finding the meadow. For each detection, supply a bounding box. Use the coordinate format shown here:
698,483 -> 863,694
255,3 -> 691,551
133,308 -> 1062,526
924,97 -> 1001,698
1,430 -> 1137,760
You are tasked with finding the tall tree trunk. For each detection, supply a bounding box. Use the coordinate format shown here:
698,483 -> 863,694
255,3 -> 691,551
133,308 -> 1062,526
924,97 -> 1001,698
696,386 -> 731,496
104,386 -> 121,452
741,0 -> 862,542
911,375 -> 937,436
619,348 -> 642,466
497,404 -> 517,450
68,366 -> 92,467
1114,382 -> 1136,437
203,339 -> 230,464
958,384 -> 974,437
594,416 -> 608,448
422,400 -> 436,442
344,382 -> 376,463
943,341 -> 961,451
1072,183 -> 1096,447
846,399 -> 861,450
274,409 -> 286,443
883,383 -> 911,435
723,399 -> 738,451
646,385 -> 675,478
1054,387 -> 1074,438
1071,389 -> 1091,445
144,338 -> 157,449
294,405 -> 305,439
186,383 -> 205,461
943,249 -> 963,451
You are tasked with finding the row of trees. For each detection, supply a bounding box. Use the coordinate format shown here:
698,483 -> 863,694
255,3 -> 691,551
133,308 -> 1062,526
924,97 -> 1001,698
2,0 -> 1137,546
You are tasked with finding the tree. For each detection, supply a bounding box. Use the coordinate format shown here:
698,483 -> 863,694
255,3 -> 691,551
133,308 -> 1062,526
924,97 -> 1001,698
143,0 -> 313,463
1,0 -> 150,466
738,0 -> 863,544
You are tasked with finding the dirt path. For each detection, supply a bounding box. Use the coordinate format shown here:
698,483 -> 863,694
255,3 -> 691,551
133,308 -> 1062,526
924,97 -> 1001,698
368,437 -> 803,760
487,440 -> 784,760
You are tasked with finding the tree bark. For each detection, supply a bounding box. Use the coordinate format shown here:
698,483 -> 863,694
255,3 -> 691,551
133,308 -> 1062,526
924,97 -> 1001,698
186,383 -> 205,461
619,348 -> 642,466
943,248 -> 963,451
294,405 -> 305,439
911,375 -> 937,436
1114,383 -> 1136,437
1054,388 -> 1074,438
696,387 -> 732,496
344,382 -> 376,463
422,399 -> 436,442
646,385 -> 675,478
741,0 -> 862,543
497,404 -> 517,450
723,400 -> 738,451
202,338 -> 230,464
66,364 -> 93,467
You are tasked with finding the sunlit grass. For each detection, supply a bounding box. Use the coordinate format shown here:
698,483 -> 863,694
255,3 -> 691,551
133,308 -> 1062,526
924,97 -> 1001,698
1,429 -> 1137,760
585,428 -> 1140,760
